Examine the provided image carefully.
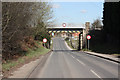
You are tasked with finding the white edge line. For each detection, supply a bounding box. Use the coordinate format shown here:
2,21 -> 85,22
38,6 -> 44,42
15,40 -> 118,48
64,41 -> 73,50
76,59 -> 86,66
71,55 -> 75,59
71,55 -> 86,66
84,51 -> 119,65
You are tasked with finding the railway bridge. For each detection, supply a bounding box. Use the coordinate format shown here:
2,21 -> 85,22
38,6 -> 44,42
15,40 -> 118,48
47,26 -> 87,50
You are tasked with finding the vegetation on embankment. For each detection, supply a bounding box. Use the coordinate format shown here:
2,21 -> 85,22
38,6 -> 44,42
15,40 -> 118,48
2,2 -> 53,61
88,14 -> 120,55
87,2 -> 120,55
2,40 -> 51,77
2,2 -> 54,77
89,24 -> 119,54
81,48 -> 92,52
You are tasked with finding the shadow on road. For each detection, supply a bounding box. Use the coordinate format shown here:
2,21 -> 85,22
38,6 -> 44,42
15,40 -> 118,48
117,56 -> 120,58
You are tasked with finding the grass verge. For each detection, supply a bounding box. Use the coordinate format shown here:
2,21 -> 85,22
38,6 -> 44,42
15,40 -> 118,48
81,48 -> 92,52
2,41 -> 50,75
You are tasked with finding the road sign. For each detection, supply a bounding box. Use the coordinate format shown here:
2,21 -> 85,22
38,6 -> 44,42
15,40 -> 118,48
52,32 -> 54,36
43,38 -> 47,43
87,35 -> 91,40
62,23 -> 66,27
86,35 -> 91,50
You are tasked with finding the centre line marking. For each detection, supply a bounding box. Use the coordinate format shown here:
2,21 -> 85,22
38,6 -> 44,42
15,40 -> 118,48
90,69 -> 103,80
76,59 -> 86,66
71,55 -> 75,58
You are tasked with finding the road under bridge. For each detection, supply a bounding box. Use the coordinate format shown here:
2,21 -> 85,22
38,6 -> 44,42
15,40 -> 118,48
47,27 -> 86,50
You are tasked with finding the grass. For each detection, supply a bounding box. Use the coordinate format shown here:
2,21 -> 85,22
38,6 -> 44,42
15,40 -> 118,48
2,41 -> 50,72
3,62 -> 18,71
112,54 -> 120,56
82,48 -> 92,52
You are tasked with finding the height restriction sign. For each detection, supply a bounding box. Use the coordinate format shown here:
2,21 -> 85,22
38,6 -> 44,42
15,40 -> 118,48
43,38 -> 47,43
62,23 -> 66,27
86,35 -> 91,50
87,35 -> 91,40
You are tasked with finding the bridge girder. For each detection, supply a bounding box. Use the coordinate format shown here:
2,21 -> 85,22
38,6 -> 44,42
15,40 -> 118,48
47,27 -> 84,50
47,28 -> 83,33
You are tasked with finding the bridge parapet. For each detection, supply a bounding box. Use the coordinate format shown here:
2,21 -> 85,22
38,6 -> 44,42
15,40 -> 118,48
47,27 -> 84,34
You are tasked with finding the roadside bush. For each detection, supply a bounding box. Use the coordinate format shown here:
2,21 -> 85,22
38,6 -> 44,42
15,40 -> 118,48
2,2 -> 53,61
34,31 -> 51,42
65,37 -> 69,41
34,31 -> 51,48
89,29 -> 119,54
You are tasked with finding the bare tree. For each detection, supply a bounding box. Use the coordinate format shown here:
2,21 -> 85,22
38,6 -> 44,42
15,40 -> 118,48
2,2 -> 54,60
91,18 -> 103,30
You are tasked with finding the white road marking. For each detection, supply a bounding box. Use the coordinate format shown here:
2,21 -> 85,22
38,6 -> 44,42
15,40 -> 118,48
76,59 -> 86,66
67,53 -> 70,55
103,58 -> 119,65
71,55 -> 75,59
0,73 -> 3,76
70,55 -> 86,66
50,52 -> 53,57
84,52 -> 119,65
90,69 -> 103,80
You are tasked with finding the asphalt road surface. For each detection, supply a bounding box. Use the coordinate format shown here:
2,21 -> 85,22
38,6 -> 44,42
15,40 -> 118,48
29,37 -> 119,79
0,54 -> 2,79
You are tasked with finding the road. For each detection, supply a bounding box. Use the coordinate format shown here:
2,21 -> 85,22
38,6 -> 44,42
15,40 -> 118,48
0,53 -> 2,79
29,37 -> 118,79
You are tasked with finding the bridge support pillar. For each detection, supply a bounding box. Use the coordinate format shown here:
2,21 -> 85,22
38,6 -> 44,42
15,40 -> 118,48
80,34 -> 83,50
78,32 -> 83,50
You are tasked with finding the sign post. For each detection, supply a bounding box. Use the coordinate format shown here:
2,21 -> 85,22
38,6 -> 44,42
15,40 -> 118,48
87,35 -> 91,50
43,38 -> 47,47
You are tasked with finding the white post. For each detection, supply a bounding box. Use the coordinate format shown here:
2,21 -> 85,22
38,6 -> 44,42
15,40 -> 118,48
80,34 -> 83,50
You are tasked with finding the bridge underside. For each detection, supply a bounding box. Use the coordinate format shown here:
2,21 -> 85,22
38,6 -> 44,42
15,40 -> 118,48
47,28 -> 84,50
48,28 -> 83,33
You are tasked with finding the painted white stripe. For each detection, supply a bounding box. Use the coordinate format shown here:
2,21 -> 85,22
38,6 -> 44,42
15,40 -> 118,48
90,69 -> 103,80
76,59 -> 86,66
67,53 -> 70,55
71,55 -> 75,59
50,52 -> 53,57
0,74 -> 3,76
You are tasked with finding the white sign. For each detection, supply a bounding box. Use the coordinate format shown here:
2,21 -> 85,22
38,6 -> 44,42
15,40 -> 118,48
43,38 -> 47,43
86,35 -> 91,50
52,32 -> 54,36
72,36 -> 74,38
62,23 -> 66,27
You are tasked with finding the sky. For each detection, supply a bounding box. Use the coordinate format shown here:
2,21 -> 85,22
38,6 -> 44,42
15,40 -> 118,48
52,1 -> 104,26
